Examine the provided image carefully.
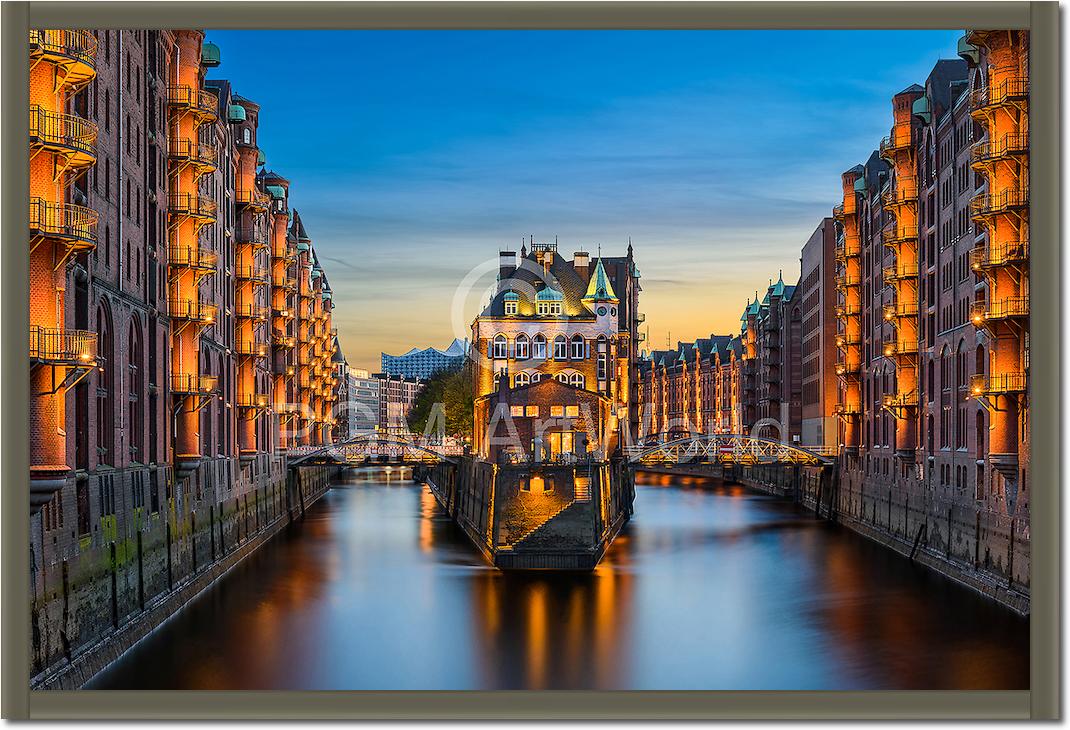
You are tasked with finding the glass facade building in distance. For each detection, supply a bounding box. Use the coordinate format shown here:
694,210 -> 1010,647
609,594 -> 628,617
381,338 -> 469,379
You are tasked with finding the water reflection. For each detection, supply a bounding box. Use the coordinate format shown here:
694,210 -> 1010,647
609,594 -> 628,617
88,469 -> 1028,690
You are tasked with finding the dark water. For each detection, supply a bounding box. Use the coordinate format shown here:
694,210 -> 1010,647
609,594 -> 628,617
89,470 -> 1029,690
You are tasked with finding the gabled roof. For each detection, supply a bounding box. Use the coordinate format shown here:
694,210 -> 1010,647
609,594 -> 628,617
583,258 -> 618,302
479,248 -> 592,319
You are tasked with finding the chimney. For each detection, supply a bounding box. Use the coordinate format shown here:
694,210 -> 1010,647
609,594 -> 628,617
499,250 -> 517,282
573,251 -> 590,280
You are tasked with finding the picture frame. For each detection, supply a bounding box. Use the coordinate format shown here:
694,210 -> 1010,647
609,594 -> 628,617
1,0 -> 1058,720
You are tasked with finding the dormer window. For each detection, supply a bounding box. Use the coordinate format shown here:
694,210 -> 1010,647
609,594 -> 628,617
537,301 -> 561,316
535,287 -> 563,316
503,290 -> 519,316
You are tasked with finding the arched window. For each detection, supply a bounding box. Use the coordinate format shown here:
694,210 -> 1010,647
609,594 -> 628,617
493,371 -> 501,388
515,333 -> 530,360
530,372 -> 542,383
553,335 -> 567,360
514,371 -> 530,388
96,304 -> 115,465
570,334 -> 585,360
555,372 -> 569,383
569,372 -> 585,389
128,319 -> 144,462
532,334 -> 547,360
492,334 -> 508,359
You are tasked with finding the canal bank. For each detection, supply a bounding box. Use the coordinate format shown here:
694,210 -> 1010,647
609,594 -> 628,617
32,463 -> 337,691
87,471 -> 1029,690
731,463 -> 1030,616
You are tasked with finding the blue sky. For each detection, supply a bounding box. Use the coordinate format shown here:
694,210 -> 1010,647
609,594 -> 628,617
207,30 -> 962,371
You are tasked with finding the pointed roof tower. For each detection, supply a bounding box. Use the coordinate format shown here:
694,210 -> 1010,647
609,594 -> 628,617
582,258 -> 618,304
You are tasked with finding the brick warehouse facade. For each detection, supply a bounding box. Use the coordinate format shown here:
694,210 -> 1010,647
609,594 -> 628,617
29,30 -> 341,685
634,40 -> 1030,608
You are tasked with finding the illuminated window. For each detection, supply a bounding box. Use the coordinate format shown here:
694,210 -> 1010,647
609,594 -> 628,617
565,405 -> 580,417
510,405 -> 524,417
492,334 -> 508,359
570,334 -> 585,359
553,335 -> 567,360
569,372 -> 585,389
532,334 -> 547,359
515,371 -> 530,387
525,405 -> 539,417
515,333 -> 530,359
550,405 -> 564,417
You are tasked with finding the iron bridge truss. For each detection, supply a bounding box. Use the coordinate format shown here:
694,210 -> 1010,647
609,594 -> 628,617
624,434 -> 833,467
287,434 -> 462,467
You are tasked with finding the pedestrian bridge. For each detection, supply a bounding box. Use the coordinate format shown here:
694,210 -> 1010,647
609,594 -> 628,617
623,433 -> 835,467
287,434 -> 464,467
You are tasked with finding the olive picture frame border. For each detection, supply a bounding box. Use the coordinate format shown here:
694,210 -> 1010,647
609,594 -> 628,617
1,1 -> 1058,720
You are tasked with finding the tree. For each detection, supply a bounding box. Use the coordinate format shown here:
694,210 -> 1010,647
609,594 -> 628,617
406,362 -> 474,440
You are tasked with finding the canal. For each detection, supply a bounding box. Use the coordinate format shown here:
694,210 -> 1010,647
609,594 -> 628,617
88,469 -> 1029,690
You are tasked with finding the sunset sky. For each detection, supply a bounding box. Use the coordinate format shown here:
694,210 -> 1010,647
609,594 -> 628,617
207,29 -> 962,371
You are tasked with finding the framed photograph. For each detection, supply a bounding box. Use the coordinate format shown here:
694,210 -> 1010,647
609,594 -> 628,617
2,0 -> 1058,721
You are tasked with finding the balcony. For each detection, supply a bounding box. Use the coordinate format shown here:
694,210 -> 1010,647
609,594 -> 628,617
168,192 -> 217,221
835,272 -> 861,288
970,240 -> 1029,271
835,303 -> 861,317
29,30 -> 96,86
170,373 -> 218,395
169,298 -> 217,324
235,340 -> 268,357
29,198 -> 98,251
168,137 -> 217,171
29,105 -> 97,168
883,262 -> 919,281
167,84 -> 219,121
973,297 -> 1029,323
883,339 -> 919,358
834,403 -> 862,417
881,177 -> 918,207
235,225 -> 269,248
236,393 -> 270,409
235,265 -> 270,284
235,304 -> 269,321
835,361 -> 862,377
883,222 -> 918,245
882,392 -> 919,410
834,235 -> 861,261
835,333 -> 862,349
883,302 -> 919,320
971,134 -> 1028,165
970,372 -> 1027,397
970,76 -> 1029,113
273,304 -> 294,318
276,275 -> 299,291
832,204 -> 845,221
970,188 -> 1029,218
236,187 -> 271,213
273,334 -> 297,349
879,128 -> 912,158
29,326 -> 97,366
168,244 -> 217,272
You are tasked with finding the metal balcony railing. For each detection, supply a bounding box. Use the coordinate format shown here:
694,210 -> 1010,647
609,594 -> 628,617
834,236 -> 861,261
970,188 -> 1029,217
273,334 -> 297,349
168,244 -> 218,270
236,393 -> 270,408
881,177 -> 918,206
971,134 -> 1029,164
835,361 -> 862,376
29,105 -> 97,163
834,403 -> 862,417
235,340 -> 268,357
168,192 -> 217,220
835,303 -> 862,317
883,302 -> 919,320
29,29 -> 97,70
883,222 -> 918,245
879,128 -> 912,157
29,326 -> 97,365
275,275 -> 298,291
235,265 -> 270,283
832,204 -> 845,220
168,298 -> 217,324
170,373 -> 218,394
29,197 -> 98,249
234,225 -> 269,247
835,333 -> 862,349
970,240 -> 1029,271
970,372 -> 1027,396
970,76 -> 1029,110
883,262 -> 919,281
882,392 -> 919,409
974,297 -> 1029,322
883,339 -> 919,358
167,84 -> 219,119
168,137 -> 217,169
835,272 -> 861,288
235,304 -> 269,320
236,187 -> 271,211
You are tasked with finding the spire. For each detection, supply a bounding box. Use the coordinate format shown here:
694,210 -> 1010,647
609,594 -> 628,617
582,257 -> 618,303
